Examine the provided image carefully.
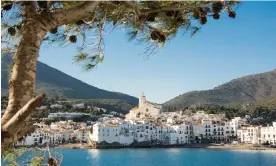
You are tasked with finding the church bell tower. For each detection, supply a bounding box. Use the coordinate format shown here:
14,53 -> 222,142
139,92 -> 147,107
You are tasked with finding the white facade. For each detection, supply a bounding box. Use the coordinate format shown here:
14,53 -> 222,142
125,92 -> 162,120
89,122 -> 134,145
237,126 -> 260,144
15,123 -> 54,146
48,112 -> 84,119
237,122 -> 276,145
261,122 -> 276,145
16,121 -> 91,146
50,104 -> 64,110
89,121 -> 194,146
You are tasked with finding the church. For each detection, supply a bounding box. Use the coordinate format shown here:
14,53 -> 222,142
125,92 -> 162,120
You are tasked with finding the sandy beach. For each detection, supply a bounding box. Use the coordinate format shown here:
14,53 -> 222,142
56,143 -> 276,151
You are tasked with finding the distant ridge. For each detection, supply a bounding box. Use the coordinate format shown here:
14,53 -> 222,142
1,55 -> 138,104
163,69 -> 276,108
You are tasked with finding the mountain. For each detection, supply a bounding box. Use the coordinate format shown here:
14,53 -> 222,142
164,69 -> 276,108
1,55 -> 138,104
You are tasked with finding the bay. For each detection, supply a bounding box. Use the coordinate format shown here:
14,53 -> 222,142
53,148 -> 276,166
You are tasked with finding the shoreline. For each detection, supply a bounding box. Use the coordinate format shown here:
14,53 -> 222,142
55,143 -> 276,151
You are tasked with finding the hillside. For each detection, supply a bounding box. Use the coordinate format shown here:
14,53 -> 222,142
68,99 -> 135,114
1,55 -> 138,104
164,69 -> 276,108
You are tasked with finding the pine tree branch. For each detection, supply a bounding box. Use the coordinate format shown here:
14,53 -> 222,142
50,1 -> 101,27
23,1 -> 37,20
125,1 -> 200,16
2,93 -> 46,134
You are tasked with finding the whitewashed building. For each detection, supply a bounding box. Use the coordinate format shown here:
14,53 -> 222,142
261,122 -> 276,145
237,126 -> 260,144
15,123 -> 55,146
48,112 -> 84,119
237,122 -> 276,145
125,92 -> 162,120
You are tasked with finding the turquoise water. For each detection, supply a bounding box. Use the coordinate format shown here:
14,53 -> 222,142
54,148 -> 276,166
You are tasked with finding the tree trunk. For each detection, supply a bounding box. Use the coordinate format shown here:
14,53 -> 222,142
1,20 -> 47,152
1,1 -> 100,153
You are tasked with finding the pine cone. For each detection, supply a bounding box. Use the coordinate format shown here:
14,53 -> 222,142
200,16 -> 207,25
213,13 -> 220,20
50,27 -> 58,34
229,11 -> 236,18
69,35 -> 77,43
75,20 -> 85,25
3,4 -> 12,11
37,1 -> 48,9
8,27 -> 16,36
150,31 -> 161,41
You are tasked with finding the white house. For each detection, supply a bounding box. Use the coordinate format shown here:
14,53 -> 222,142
15,123 -> 54,146
48,112 -> 84,119
261,122 -> 276,145
73,103 -> 86,109
50,104 -> 64,110
237,126 -> 260,144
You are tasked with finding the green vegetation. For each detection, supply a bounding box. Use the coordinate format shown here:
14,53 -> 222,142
68,98 -> 135,114
1,96 -> 135,119
164,70 -> 276,108
173,97 -> 276,125
230,97 -> 276,125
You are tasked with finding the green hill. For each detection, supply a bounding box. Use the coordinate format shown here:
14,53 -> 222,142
1,55 -> 138,104
164,69 -> 276,108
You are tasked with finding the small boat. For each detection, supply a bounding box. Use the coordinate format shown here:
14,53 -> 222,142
71,146 -> 80,149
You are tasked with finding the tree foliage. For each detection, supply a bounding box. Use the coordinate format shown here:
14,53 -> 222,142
1,1 -> 240,69
1,148 -> 46,166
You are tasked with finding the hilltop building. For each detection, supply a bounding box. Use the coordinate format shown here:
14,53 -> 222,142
125,92 -> 162,120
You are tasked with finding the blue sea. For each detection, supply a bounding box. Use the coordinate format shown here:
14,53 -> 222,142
54,148 -> 276,166
4,148 -> 276,166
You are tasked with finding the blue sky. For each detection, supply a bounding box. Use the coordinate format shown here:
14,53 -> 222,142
38,2 -> 276,104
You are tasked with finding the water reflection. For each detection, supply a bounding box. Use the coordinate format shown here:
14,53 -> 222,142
59,148 -> 276,166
